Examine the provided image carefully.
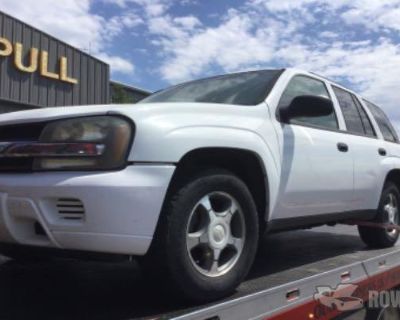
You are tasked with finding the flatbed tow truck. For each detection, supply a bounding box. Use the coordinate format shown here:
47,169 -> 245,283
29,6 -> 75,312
0,224 -> 399,320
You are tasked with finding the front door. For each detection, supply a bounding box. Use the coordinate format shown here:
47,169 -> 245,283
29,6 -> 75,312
272,75 -> 354,220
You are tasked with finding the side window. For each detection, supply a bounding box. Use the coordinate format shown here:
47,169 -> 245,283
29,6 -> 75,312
364,100 -> 399,143
333,86 -> 365,135
278,76 -> 338,130
352,97 -> 376,137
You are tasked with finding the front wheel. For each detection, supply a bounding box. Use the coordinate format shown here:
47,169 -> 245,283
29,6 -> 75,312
145,170 -> 259,302
358,182 -> 400,248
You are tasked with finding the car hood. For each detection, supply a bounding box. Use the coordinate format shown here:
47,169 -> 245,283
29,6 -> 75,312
0,102 -> 267,131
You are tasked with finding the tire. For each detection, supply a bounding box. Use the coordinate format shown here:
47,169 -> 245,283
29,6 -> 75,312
358,182 -> 400,248
142,169 -> 259,302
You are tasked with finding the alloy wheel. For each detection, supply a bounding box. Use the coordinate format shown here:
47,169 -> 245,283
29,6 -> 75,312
384,192 -> 399,238
186,192 -> 246,277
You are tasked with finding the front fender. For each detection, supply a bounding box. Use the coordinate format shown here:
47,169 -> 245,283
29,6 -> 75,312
129,125 -> 280,222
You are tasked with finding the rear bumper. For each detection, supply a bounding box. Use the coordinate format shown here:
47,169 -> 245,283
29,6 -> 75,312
0,165 -> 175,255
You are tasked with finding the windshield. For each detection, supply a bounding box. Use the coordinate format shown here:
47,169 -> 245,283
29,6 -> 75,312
139,70 -> 282,106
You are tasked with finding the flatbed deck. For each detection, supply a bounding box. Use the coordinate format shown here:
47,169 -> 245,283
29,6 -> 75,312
0,225 -> 399,320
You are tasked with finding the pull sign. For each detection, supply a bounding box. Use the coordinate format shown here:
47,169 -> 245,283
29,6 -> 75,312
0,37 -> 78,84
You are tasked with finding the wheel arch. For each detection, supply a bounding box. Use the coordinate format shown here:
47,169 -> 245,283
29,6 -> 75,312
165,147 -> 270,232
384,169 -> 400,192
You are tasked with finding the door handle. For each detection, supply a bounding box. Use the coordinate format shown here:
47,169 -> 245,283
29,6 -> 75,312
337,142 -> 349,152
378,148 -> 387,156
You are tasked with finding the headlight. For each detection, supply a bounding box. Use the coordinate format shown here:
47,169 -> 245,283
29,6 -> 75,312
32,116 -> 133,171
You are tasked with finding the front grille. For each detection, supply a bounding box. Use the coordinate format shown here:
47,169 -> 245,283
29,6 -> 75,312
56,198 -> 85,221
0,122 -> 46,172
0,122 -> 45,141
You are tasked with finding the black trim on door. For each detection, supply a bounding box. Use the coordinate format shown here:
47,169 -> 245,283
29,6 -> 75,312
267,210 -> 376,233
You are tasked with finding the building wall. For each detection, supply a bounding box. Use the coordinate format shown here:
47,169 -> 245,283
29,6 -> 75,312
0,11 -> 109,113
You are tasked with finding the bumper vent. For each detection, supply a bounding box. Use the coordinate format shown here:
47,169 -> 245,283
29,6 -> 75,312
56,198 -> 85,221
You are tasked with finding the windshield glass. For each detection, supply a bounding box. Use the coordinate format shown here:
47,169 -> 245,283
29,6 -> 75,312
139,70 -> 282,106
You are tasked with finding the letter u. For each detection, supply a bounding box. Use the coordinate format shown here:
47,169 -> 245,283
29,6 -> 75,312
14,43 -> 38,73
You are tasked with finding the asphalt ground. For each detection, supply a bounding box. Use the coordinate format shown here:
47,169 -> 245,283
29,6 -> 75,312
0,224 -> 397,320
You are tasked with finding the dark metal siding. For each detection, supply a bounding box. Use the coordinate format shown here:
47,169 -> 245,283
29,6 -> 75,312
0,11 -> 110,112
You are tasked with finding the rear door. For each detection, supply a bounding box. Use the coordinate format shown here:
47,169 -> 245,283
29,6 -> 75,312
332,86 -> 382,212
363,101 -> 400,206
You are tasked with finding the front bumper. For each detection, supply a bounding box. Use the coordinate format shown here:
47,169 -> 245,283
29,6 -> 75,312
0,165 -> 175,255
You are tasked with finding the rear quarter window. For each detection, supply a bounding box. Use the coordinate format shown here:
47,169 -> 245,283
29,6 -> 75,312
364,100 -> 399,143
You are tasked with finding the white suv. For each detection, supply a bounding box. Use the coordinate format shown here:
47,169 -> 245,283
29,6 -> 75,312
0,68 -> 399,301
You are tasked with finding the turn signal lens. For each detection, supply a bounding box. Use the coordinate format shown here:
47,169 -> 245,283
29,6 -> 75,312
4,142 -> 105,157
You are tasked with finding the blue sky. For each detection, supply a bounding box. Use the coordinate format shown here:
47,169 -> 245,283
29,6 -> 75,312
1,0 -> 400,130
90,0 -> 256,91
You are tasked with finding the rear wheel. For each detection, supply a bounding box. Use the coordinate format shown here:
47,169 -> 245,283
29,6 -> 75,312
142,170 -> 259,302
358,182 -> 400,248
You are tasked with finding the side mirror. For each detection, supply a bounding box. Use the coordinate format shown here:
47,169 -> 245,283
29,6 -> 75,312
279,95 -> 334,123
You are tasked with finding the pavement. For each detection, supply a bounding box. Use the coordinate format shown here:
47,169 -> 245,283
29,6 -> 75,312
0,224 -> 397,320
